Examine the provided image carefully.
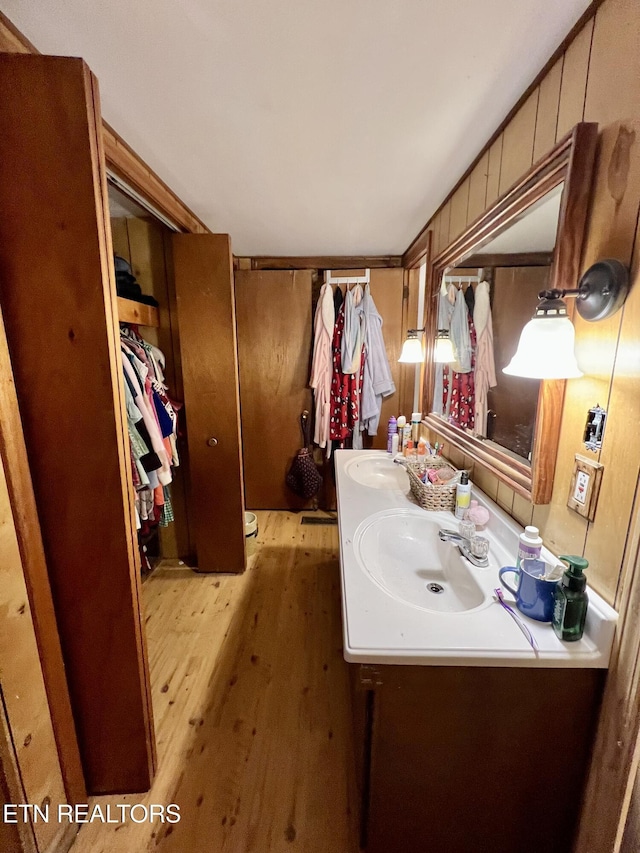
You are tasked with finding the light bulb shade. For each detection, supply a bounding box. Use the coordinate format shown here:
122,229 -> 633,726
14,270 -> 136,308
433,331 -> 455,364
503,316 -> 583,379
398,333 -> 424,363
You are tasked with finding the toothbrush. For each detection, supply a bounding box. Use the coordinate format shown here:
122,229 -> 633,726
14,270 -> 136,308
494,588 -> 539,652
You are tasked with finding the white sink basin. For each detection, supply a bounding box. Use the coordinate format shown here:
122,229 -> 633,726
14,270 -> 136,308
354,508 -> 489,614
344,455 -> 408,490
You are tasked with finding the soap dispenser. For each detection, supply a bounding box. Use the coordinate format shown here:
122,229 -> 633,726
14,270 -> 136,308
552,555 -> 589,642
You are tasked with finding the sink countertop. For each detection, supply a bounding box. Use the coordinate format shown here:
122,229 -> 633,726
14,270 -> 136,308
335,449 -> 617,668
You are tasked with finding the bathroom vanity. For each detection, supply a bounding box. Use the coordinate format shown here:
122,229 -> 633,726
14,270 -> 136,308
335,450 -> 617,853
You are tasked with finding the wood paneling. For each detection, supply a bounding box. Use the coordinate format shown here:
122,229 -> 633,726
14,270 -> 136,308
0,308 -> 84,809
430,211 -> 442,256
0,695 -> 35,853
543,121 -> 640,595
235,270 -> 314,510
556,18 -> 593,139
533,58 -> 563,162
466,151 -> 489,225
499,90 -> 539,195
0,459 -> 69,853
584,0 -> 640,126
576,488 -> 640,853
172,234 -> 246,573
0,54 -> 155,794
485,134 -> 504,208
69,513 -> 358,853
448,178 -> 470,242
585,186 -> 640,601
248,255 -> 402,270
438,201 -> 452,255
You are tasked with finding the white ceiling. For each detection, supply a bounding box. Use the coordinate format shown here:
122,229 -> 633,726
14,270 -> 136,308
2,1 -> 591,255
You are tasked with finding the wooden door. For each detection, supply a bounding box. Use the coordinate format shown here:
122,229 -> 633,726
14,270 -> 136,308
235,269 -> 314,509
172,234 -> 246,573
0,54 -> 155,794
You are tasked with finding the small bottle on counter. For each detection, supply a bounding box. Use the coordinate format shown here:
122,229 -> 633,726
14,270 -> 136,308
516,525 -> 543,569
386,416 -> 397,453
397,416 -> 407,451
402,423 -> 412,452
454,472 -> 471,519
411,412 -> 422,443
552,555 -> 589,642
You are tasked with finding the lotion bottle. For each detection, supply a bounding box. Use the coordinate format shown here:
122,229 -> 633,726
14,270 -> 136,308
455,472 -> 471,519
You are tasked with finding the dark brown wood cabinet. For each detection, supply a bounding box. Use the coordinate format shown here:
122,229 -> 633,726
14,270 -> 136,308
351,663 -> 604,853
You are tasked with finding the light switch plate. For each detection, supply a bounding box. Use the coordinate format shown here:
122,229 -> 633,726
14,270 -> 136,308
567,454 -> 604,521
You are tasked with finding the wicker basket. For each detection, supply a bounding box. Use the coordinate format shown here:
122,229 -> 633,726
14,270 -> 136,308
402,456 -> 461,512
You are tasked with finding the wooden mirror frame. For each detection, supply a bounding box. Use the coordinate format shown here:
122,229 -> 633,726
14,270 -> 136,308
422,122 -> 598,504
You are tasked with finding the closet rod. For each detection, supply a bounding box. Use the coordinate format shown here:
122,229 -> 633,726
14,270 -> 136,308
107,169 -> 180,232
325,268 -> 371,286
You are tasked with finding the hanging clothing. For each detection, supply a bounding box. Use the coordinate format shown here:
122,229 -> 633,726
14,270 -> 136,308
359,284 -> 396,438
433,286 -> 456,416
341,284 -> 365,375
473,280 -> 497,436
329,300 -> 363,445
444,316 -> 476,430
450,288 -> 472,373
120,327 -> 182,545
309,283 -> 335,450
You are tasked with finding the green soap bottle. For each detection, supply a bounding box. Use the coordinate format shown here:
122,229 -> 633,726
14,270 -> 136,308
552,555 -> 589,642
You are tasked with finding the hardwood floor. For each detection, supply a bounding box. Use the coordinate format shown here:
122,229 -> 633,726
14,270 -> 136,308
69,511 -> 359,853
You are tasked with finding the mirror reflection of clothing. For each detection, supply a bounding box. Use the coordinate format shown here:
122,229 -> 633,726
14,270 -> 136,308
433,287 -> 455,416
473,280 -> 497,436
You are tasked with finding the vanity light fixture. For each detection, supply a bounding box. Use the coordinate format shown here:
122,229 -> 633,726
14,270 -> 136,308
433,329 -> 456,363
398,328 -> 425,363
503,259 -> 629,380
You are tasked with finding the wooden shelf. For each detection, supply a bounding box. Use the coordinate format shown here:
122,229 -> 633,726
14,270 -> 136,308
117,296 -> 159,327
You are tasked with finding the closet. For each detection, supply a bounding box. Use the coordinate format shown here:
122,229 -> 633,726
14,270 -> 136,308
108,183 -> 192,570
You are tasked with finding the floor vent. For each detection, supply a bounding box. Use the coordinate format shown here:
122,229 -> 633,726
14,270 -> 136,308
300,516 -> 338,526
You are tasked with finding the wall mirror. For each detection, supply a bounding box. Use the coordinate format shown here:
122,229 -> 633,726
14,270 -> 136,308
423,123 -> 598,504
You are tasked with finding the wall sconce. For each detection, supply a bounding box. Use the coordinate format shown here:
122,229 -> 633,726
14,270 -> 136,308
503,259 -> 629,380
398,329 -> 425,363
434,330 -> 455,363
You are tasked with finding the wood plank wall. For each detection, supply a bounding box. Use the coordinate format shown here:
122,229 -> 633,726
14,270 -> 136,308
111,216 -> 193,559
0,459 -> 71,853
422,0 -> 640,613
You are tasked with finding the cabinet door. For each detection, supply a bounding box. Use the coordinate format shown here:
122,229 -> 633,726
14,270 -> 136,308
172,234 -> 246,573
0,54 -> 155,794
